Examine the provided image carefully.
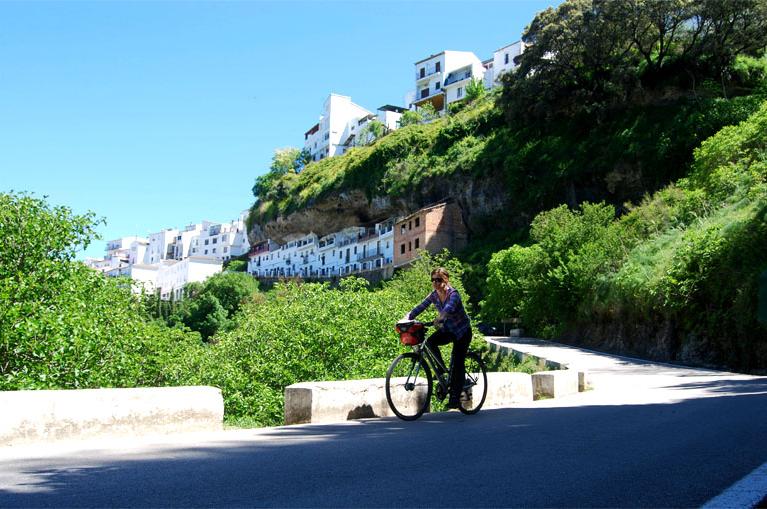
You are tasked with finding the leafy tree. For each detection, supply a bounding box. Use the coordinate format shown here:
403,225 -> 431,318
355,119 -> 386,146
0,192 -> 202,390
184,293 -> 229,341
199,271 -> 259,318
399,109 -> 422,127
252,147 -> 311,199
465,77 -> 486,102
225,260 -> 248,272
418,102 -> 440,121
503,0 -> 767,123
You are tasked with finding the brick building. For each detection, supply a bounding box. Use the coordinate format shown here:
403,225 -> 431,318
393,201 -> 468,267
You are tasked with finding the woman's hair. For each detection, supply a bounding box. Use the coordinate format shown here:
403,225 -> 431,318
431,267 -> 450,280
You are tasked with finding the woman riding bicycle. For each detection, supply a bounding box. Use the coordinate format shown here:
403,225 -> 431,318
404,267 -> 472,409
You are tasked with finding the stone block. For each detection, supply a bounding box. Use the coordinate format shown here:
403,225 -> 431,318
578,371 -> 591,392
0,386 -> 223,446
532,370 -> 580,400
285,378 -> 418,425
483,372 -> 534,409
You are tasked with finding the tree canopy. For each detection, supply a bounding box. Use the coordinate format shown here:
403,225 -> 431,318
503,0 -> 767,123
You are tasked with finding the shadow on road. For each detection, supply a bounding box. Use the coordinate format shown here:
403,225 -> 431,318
2,389 -> 767,508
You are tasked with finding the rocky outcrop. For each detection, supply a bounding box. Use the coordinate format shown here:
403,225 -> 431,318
251,172 -> 513,244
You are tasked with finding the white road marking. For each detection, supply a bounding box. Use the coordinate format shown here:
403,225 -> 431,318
701,460 -> 767,508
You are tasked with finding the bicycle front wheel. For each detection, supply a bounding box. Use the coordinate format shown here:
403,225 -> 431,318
459,351 -> 488,415
385,352 -> 433,421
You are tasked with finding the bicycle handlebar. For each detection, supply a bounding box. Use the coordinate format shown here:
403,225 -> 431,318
397,319 -> 435,327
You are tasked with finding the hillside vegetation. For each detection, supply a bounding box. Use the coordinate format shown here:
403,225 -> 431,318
484,102 -> 767,370
0,196 -> 487,425
248,0 -> 767,371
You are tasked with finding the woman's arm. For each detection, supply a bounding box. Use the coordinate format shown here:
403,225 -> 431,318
408,294 -> 433,320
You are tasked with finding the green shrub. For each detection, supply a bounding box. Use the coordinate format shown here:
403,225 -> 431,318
481,100 -> 767,370
0,192 -> 204,390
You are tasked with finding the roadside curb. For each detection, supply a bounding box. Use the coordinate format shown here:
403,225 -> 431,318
284,337 -> 590,425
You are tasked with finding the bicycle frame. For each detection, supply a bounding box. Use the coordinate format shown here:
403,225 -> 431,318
412,341 -> 453,396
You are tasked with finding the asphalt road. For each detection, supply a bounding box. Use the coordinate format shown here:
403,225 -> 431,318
2,350 -> 767,507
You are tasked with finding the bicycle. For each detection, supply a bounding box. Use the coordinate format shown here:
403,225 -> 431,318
385,320 -> 488,421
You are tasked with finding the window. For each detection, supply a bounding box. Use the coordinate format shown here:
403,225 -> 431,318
435,82 -> 441,90
457,87 -> 463,98
401,244 -> 406,254
420,67 -> 425,78
408,241 -> 412,251
415,238 -> 420,249
353,246 -> 357,254
401,226 -> 406,235
192,248 -> 196,253
212,238 -> 217,244
212,248 -> 216,254
204,239 -> 209,245
415,217 -> 420,227
505,53 -> 509,65
420,88 -> 429,99
224,247 -> 228,253
204,250 -> 208,255
435,61 -> 441,72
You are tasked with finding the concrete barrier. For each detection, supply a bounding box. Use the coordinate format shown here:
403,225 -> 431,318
0,386 -> 224,446
285,378 -> 407,425
285,372 -> 540,424
483,372 -> 534,409
532,370 -> 580,400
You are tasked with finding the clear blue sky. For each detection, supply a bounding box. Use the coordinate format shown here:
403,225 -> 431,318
0,0 -> 555,260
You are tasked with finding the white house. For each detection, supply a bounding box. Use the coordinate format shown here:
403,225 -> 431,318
85,236 -> 147,274
491,40 -> 525,84
188,215 -> 249,262
247,219 -> 395,280
130,257 -> 222,301
146,229 -> 178,265
376,105 -> 406,131
304,94 -> 373,162
87,213 -> 249,299
410,50 -> 485,112
443,58 -> 486,107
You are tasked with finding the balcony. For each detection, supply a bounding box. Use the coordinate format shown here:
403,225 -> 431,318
357,227 -> 378,242
412,90 -> 445,112
357,250 -> 384,263
416,69 -> 442,83
444,67 -> 474,87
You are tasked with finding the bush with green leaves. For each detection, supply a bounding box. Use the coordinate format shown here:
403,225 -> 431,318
146,271 -> 260,340
0,192 -> 204,390
179,251 -> 484,425
482,101 -> 767,370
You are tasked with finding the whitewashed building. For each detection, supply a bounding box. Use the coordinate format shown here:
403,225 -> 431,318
186,214 -> 250,263
304,94 -> 373,162
410,50 -> 485,112
146,229 -> 179,265
407,43 -> 526,110
491,40 -> 525,84
85,236 -> 147,274
130,257 -> 222,301
247,219 -> 395,280
87,213 -> 249,299
304,94 -> 405,161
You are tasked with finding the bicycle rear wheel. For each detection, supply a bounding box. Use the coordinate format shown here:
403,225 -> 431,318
459,352 -> 488,415
386,352 -> 433,421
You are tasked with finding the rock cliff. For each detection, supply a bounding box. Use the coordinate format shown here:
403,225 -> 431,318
250,172 -> 513,245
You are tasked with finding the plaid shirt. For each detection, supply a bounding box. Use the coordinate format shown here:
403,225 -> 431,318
408,286 -> 471,339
